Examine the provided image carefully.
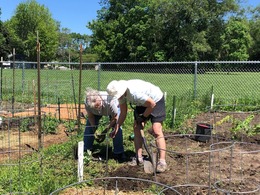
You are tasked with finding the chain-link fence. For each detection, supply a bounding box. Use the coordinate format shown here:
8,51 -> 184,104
1,61 -> 259,128
0,60 -> 259,194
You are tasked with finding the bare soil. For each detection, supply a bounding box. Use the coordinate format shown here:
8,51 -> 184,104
59,110 -> 260,194
0,104 -> 259,194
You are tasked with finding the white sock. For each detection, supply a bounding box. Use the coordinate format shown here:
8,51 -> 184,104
138,156 -> 143,162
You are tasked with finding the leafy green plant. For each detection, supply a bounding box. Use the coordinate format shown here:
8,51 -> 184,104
214,112 -> 259,139
84,150 -> 92,165
231,114 -> 255,138
42,114 -> 60,134
20,117 -> 35,132
63,119 -> 76,132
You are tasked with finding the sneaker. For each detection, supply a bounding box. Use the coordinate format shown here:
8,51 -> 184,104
128,156 -> 144,166
156,162 -> 167,173
113,153 -> 127,163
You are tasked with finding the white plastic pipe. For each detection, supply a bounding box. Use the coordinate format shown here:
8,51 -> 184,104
173,108 -> 177,123
77,141 -> 84,182
211,94 -> 214,109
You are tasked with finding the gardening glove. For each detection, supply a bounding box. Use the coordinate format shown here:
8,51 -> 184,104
136,114 -> 148,123
134,109 -> 148,123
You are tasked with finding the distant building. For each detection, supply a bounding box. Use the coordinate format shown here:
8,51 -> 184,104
58,66 -> 68,70
2,61 -> 11,68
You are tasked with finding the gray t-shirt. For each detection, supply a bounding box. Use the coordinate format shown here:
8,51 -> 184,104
85,91 -> 118,116
120,79 -> 163,106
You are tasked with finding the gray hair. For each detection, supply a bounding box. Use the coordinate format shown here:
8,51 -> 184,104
85,87 -> 100,108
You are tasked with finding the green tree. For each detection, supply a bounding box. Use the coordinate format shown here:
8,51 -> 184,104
7,0 -> 59,61
249,6 -> 260,60
57,28 -> 94,64
0,19 -> 10,59
57,27 -> 73,62
89,0 -> 152,61
220,17 -> 252,61
89,0 -> 239,62
0,8 -> 12,59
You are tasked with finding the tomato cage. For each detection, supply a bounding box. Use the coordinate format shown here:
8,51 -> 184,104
211,141 -> 260,194
150,134 -> 234,194
0,109 -> 45,194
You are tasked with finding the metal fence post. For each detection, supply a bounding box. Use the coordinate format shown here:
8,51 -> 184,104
194,61 -> 198,99
12,48 -> 15,117
0,57 -> 2,101
22,61 -> 25,93
98,63 -> 101,90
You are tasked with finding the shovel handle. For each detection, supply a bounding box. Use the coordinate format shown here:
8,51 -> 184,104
140,129 -> 153,163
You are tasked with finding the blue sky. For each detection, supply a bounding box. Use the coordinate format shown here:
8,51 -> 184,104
0,0 -> 259,35
0,0 -> 102,35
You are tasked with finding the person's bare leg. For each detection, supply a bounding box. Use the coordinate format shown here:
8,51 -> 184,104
152,122 -> 166,161
133,121 -> 143,160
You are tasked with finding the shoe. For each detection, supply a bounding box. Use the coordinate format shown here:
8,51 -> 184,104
128,156 -> 144,166
156,162 -> 167,173
113,153 -> 127,163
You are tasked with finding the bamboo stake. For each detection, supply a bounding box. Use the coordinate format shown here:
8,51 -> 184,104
33,80 -> 37,130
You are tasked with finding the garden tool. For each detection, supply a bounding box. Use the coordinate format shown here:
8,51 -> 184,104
134,110 -> 155,174
140,126 -> 155,174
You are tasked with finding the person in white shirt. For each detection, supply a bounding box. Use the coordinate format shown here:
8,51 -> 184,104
106,79 -> 167,173
84,87 -> 125,162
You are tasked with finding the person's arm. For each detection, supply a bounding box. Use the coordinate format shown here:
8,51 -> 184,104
107,98 -> 119,129
108,114 -> 117,129
117,102 -> 127,126
110,102 -> 127,138
142,97 -> 156,117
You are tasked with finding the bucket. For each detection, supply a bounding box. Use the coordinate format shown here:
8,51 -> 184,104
195,123 -> 212,142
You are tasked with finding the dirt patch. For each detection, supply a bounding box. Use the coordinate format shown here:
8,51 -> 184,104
0,123 -> 69,162
76,111 -> 259,194
1,104 -> 259,194
106,135 -> 259,194
0,104 -> 82,162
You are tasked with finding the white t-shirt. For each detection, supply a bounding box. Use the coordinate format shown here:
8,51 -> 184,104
120,79 -> 163,106
85,91 -> 118,116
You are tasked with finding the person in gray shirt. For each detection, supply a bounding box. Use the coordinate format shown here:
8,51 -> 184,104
107,79 -> 167,173
84,87 -> 125,162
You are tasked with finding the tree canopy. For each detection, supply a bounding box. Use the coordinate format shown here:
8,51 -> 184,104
88,0 -> 260,62
0,0 -> 94,62
0,0 -> 260,62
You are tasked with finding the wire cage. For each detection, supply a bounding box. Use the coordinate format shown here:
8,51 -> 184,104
50,176 -> 182,195
0,109 -> 43,194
